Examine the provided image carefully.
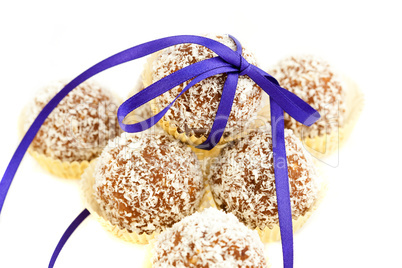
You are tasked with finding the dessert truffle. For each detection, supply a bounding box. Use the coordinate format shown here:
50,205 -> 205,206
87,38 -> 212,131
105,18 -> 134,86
269,55 -> 346,139
208,127 -> 319,231
94,132 -> 204,235
148,34 -> 263,142
152,208 -> 267,268
23,80 -> 121,162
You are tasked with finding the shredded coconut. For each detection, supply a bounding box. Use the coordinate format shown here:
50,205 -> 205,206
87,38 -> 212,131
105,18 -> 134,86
269,55 -> 346,138
23,80 -> 121,162
153,208 -> 267,268
208,127 -> 319,230
94,132 -> 204,235
151,34 -> 263,139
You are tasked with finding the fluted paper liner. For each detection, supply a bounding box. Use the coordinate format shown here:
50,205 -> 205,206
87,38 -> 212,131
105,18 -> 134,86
28,149 -> 94,179
143,243 -> 154,268
80,161 -> 216,244
198,183 -> 217,210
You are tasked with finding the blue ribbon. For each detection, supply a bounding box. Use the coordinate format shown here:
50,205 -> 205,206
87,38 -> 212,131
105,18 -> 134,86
48,209 -> 90,268
0,35 -> 320,268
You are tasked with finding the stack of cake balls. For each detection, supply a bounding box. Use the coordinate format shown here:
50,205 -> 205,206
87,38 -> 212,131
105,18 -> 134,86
21,34 -> 362,267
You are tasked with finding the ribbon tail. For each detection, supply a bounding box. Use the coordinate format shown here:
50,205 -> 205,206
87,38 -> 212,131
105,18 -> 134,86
49,209 -> 90,268
270,99 -> 294,268
196,72 -> 239,150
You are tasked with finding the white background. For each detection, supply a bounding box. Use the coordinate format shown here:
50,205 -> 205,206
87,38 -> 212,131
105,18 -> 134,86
0,0 -> 401,267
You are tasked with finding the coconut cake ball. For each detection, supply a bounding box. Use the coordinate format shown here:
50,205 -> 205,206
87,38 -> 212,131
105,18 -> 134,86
23,80 -> 121,162
93,132 -> 204,235
150,34 -> 263,141
208,127 -> 319,230
269,55 -> 346,138
153,208 -> 267,268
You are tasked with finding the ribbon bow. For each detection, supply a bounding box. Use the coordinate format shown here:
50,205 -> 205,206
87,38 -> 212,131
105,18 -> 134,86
0,35 -> 320,268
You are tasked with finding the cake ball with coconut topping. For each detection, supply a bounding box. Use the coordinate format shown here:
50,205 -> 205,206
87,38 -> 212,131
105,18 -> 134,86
23,80 -> 121,162
94,132 -> 204,235
208,126 -> 319,231
149,34 -> 263,142
152,208 -> 268,268
269,55 -> 346,139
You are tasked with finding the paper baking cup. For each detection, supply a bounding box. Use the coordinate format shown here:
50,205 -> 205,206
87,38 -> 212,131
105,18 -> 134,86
258,75 -> 364,158
142,52 -> 266,153
197,183 -> 217,210
187,144 -> 224,162
143,243 -> 154,268
80,161 -> 215,244
28,149 -> 94,179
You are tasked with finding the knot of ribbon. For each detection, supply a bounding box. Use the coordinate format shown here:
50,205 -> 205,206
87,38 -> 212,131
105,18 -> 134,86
0,35 -> 320,268
238,55 -> 251,76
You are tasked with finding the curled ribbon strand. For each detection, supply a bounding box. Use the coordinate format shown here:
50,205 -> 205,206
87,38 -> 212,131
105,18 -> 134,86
0,35 -> 320,268
48,209 -> 90,268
